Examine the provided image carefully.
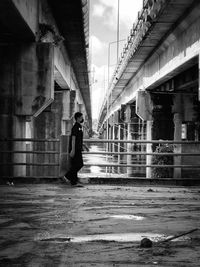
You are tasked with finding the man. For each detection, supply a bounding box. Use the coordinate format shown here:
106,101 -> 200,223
64,112 -> 88,187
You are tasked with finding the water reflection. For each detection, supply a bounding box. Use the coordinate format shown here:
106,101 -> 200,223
37,232 -> 190,243
81,143 -> 126,178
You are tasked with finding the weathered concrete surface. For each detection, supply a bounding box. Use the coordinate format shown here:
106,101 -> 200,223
0,184 -> 200,266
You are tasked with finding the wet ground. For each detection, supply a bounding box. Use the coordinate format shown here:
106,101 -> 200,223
0,183 -> 200,266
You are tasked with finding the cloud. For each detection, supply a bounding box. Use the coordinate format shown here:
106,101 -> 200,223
90,64 -> 108,119
95,0 -> 143,30
90,63 -> 118,119
93,4 -> 105,17
90,35 -> 105,55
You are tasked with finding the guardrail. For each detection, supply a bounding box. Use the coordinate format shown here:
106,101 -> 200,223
0,138 -> 200,179
0,138 -> 60,178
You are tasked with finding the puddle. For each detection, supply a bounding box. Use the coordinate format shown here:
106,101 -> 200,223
84,205 -> 135,210
90,166 -> 102,173
36,232 -> 190,243
110,215 -> 144,220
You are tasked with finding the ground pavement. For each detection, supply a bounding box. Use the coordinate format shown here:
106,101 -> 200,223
0,183 -> 200,266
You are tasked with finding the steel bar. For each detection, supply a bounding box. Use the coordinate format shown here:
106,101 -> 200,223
83,151 -> 200,156
84,163 -> 200,168
0,163 -> 59,166
0,151 -> 60,154
1,162 -> 200,168
84,139 -> 200,144
0,138 -> 60,142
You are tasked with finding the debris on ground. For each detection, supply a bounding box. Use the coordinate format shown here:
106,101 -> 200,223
147,188 -> 154,192
161,228 -> 198,243
140,238 -> 153,248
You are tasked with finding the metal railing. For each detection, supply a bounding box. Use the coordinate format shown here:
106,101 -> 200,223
0,138 -> 60,178
82,139 -> 200,179
1,138 -> 200,179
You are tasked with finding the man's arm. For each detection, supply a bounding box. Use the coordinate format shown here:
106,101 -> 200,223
70,136 -> 76,157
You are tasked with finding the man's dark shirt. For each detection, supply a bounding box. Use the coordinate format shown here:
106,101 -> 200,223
69,122 -> 83,154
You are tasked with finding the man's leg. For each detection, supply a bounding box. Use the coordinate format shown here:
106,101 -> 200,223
63,169 -> 72,183
70,169 -> 78,185
64,154 -> 83,186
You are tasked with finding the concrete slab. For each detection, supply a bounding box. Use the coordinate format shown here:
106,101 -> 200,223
0,184 -> 200,266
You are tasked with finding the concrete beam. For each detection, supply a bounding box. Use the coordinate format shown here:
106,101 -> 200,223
54,46 -> 76,90
103,12 -> 200,124
15,43 -> 54,117
0,0 -> 38,41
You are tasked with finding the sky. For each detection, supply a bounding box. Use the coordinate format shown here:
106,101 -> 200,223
89,0 -> 143,120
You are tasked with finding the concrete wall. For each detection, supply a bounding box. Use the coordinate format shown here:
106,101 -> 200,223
32,92 -> 63,177
15,43 -> 54,116
0,46 -> 17,177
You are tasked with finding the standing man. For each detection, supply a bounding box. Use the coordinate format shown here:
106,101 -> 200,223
64,112 -> 88,187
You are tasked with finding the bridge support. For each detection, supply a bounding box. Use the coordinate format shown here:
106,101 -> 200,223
146,121 -> 153,178
117,124 -> 121,174
173,94 -> 182,179
127,122 -> 132,177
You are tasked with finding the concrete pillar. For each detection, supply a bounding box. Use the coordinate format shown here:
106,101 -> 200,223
109,122 -> 112,173
122,123 -> 127,174
173,94 -> 182,179
13,116 -> 26,177
0,46 -> 15,177
127,122 -> 132,177
61,90 -> 70,135
117,124 -> 121,174
106,119 -> 109,174
112,122 -> 115,156
173,113 -> 182,178
70,90 -> 76,118
33,92 -> 62,177
146,121 -> 153,178
112,122 -> 116,174
59,134 -> 70,177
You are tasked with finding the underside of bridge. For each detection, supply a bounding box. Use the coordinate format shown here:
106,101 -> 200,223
98,0 -> 200,179
47,0 -> 91,124
0,0 -> 91,178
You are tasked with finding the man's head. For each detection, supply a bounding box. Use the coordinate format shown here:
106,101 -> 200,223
74,112 -> 84,123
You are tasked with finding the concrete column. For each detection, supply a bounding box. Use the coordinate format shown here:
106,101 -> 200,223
122,123 -> 127,174
146,120 -> 153,178
127,122 -> 132,177
106,119 -> 109,174
61,90 -> 70,135
112,123 -> 116,174
117,124 -> 121,174
0,46 -> 15,177
59,134 -> 70,177
70,90 -> 76,118
173,113 -> 182,178
13,116 -> 26,177
33,92 -> 62,177
173,94 -> 182,179
112,123 -> 115,156
109,123 -> 113,173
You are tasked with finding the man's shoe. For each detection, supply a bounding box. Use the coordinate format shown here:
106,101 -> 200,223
71,183 -> 84,187
62,176 -> 69,183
